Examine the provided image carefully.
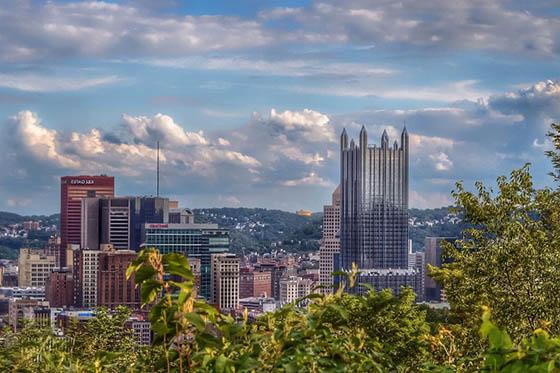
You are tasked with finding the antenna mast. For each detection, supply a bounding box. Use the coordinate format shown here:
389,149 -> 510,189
156,140 -> 160,197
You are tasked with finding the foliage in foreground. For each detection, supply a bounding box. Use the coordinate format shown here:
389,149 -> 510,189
4,256 -> 560,372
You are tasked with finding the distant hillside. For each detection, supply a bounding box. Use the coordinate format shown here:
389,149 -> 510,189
0,211 -> 59,259
193,208 -> 322,253
0,207 -> 467,258
0,211 -> 59,227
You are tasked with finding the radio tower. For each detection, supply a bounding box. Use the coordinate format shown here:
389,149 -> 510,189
156,140 -> 160,197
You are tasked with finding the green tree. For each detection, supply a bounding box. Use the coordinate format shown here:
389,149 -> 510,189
431,165 -> 560,342
546,123 -> 560,182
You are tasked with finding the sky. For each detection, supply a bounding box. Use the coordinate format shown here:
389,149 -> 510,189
0,0 -> 559,214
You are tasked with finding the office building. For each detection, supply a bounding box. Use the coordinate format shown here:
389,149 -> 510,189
425,237 -> 455,301
45,269 -> 74,307
97,248 -> 139,309
8,299 -> 50,331
254,263 -> 287,301
339,127 -> 422,297
60,175 -> 115,265
82,197 -> 132,250
142,223 -> 229,299
319,186 -> 341,294
130,197 -> 169,251
82,196 -> 169,251
169,208 -> 195,224
211,254 -> 239,312
75,248 -> 103,308
279,276 -> 315,306
408,249 -> 425,302
18,248 -> 57,287
240,268 -> 272,299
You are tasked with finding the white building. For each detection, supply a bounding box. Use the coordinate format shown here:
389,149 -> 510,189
211,253 -> 240,312
18,248 -> 57,288
319,186 -> 341,294
81,249 -> 102,307
279,276 -> 316,306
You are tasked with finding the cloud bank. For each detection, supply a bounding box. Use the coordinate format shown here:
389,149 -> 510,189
1,80 -> 559,212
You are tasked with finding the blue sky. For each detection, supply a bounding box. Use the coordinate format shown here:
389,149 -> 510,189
0,0 -> 559,214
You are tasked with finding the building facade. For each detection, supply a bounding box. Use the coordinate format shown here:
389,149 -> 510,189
18,248 -> 57,288
142,223 -> 229,299
319,186 -> 341,294
211,254 -> 239,312
60,175 -> 115,265
78,249 -> 103,308
240,268 -> 272,299
82,196 -> 169,251
408,249 -> 425,302
45,269 -> 74,307
97,249 -> 139,309
425,237 -> 455,301
254,263 -> 287,301
279,276 -> 315,306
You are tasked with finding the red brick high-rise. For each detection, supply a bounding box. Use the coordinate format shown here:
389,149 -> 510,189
97,249 -> 140,309
60,175 -> 114,266
45,269 -> 74,307
240,268 -> 272,299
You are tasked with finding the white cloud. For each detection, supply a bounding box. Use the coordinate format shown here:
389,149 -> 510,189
429,152 -> 453,171
293,80 -> 492,102
144,56 -> 396,78
0,1 -> 270,62
0,73 -> 121,92
122,113 -> 208,147
269,108 -> 335,143
282,172 -> 333,187
263,0 -> 560,56
12,111 -> 80,168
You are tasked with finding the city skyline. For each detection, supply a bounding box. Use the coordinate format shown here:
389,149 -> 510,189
0,1 -> 559,214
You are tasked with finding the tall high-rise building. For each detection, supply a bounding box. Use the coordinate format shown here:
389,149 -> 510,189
60,175 -> 114,265
339,127 -> 421,297
340,126 -> 409,270
18,248 -> 57,287
77,249 -> 103,308
81,196 -> 169,251
129,197 -> 169,251
97,248 -> 139,309
211,254 -> 239,312
424,237 -> 455,301
142,223 -> 229,299
319,186 -> 341,294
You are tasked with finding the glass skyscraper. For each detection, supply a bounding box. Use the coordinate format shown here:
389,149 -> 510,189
339,126 -> 422,298
141,223 -> 229,299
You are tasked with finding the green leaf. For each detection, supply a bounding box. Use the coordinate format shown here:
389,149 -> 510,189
141,279 -> 162,305
186,312 -> 205,332
164,253 -> 194,280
